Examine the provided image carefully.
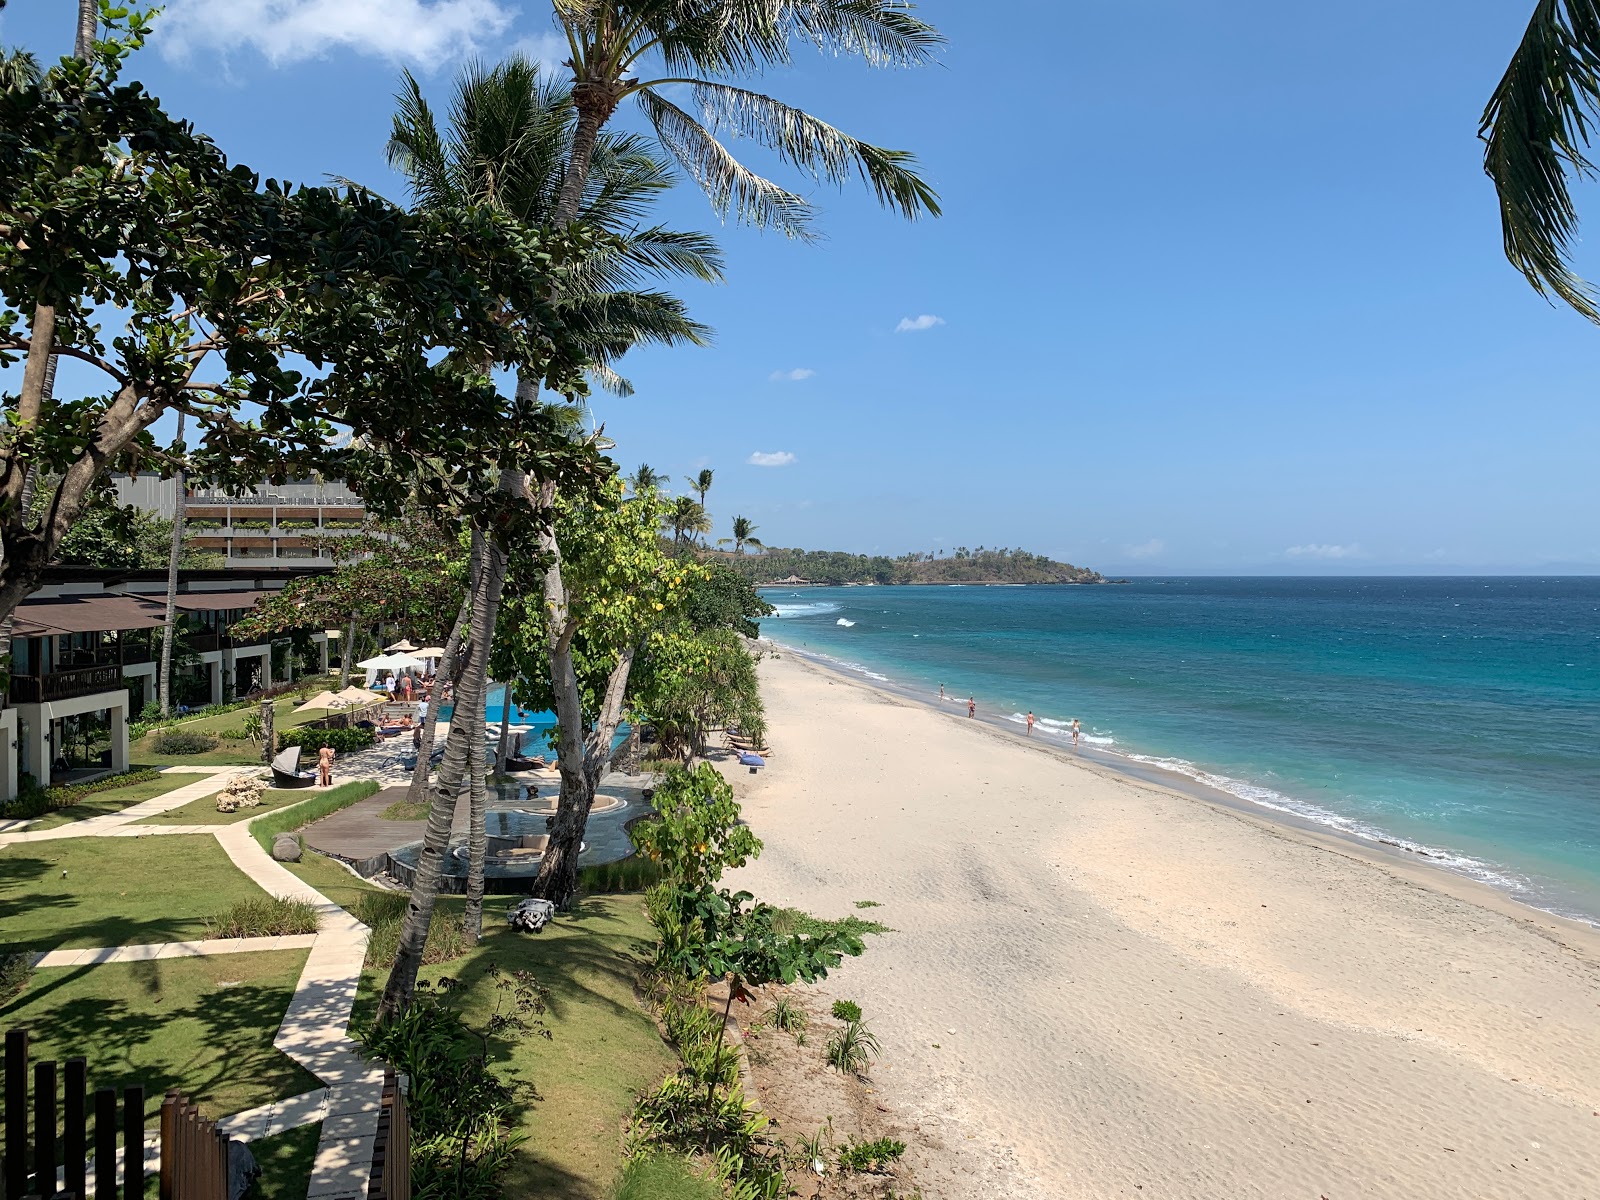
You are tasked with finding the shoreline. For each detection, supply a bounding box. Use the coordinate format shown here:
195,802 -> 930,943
760,633 -> 1600,932
728,648 -> 1600,1198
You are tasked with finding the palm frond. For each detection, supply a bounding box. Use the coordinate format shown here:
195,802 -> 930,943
386,72 -> 461,214
691,79 -> 939,218
782,0 -> 944,67
588,361 -> 636,396
1482,0 -> 1600,321
637,87 -> 817,238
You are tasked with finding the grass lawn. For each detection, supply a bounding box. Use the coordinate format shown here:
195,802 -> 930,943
0,835 -> 278,950
28,774 -> 194,831
131,694 -> 336,767
353,894 -> 677,1200
133,784 -> 322,827
0,950 -> 317,1123
247,1121 -> 321,1200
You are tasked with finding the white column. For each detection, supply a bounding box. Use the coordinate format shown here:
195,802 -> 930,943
0,709 -> 17,803
209,660 -> 223,706
21,711 -> 48,787
109,694 -> 128,773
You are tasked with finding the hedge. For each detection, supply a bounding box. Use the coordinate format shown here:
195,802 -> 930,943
278,727 -> 375,754
0,768 -> 164,821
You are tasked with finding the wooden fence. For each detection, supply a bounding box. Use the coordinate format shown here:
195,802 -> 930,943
367,1071 -> 410,1200
157,1092 -> 231,1200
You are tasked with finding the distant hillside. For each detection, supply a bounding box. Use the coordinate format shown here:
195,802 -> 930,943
721,546 -> 1108,587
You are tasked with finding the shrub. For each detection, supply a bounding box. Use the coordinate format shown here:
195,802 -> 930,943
151,729 -> 217,755
829,999 -> 862,1023
205,896 -> 320,939
0,949 -> 33,1004
137,701 -> 163,723
250,780 -> 381,852
764,997 -> 806,1035
837,1137 -> 905,1173
824,1018 -> 880,1076
354,891 -> 467,968
578,855 -> 663,894
0,768 -> 164,821
278,727 -> 375,754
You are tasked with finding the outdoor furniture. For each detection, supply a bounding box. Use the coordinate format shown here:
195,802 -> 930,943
271,746 -> 317,789
503,754 -> 545,772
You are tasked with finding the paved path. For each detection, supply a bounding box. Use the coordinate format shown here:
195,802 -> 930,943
0,766 -> 385,1199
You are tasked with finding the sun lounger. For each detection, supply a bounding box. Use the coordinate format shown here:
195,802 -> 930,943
271,746 -> 317,789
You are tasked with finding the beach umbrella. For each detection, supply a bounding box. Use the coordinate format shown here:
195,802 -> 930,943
415,646 -> 447,658
336,686 -> 387,706
293,690 -> 350,714
385,638 -> 419,653
355,652 -> 426,671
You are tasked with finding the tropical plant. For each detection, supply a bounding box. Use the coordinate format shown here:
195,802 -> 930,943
824,1016 -> 880,1076
829,999 -> 862,1023
377,53 -> 720,1014
729,515 -> 761,555
665,495 -> 711,551
837,1137 -> 905,1173
686,466 -> 714,513
629,462 -> 667,494
0,46 -> 40,91
542,0 -> 944,238
764,996 -> 806,1035
150,729 -> 216,755
1482,0 -> 1600,320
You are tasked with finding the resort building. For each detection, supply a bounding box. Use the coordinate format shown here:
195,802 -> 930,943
113,475 -> 368,567
3,567 -> 330,798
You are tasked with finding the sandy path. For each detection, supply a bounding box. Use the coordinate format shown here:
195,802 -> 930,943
727,651 -> 1600,1199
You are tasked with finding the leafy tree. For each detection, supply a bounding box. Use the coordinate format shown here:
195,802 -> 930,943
35,480 -> 219,569
0,13 -> 595,635
680,561 -> 771,639
1482,0 -> 1600,320
632,625 -> 765,762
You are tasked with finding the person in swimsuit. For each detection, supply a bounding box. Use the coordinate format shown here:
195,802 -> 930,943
1071,718 -> 1080,747
1026,711 -> 1035,736
968,697 -> 976,719
318,743 -> 335,787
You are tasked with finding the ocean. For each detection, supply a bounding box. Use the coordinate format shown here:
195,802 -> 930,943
758,578 -> 1600,924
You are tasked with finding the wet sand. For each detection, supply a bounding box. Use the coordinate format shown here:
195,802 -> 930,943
725,649 -> 1600,1199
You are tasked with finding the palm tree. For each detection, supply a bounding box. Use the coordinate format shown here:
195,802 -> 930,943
665,495 -> 711,550
629,462 -> 666,494
686,467 -> 714,508
542,1 -> 944,233
0,47 -> 40,90
376,56 -> 722,1018
730,514 -> 761,554
1482,1 -> 1600,321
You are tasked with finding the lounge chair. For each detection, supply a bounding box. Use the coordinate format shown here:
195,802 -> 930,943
503,754 -> 546,772
271,746 -> 318,789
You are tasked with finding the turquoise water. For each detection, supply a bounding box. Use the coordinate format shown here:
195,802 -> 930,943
759,579 -> 1600,923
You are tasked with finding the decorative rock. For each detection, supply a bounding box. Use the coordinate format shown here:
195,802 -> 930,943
271,833 -> 302,863
227,1137 -> 259,1200
507,897 -> 556,933
215,773 -> 268,813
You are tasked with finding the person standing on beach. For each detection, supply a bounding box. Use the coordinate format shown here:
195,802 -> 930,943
1026,711 -> 1035,736
939,683 -> 945,701
1071,718 -> 1080,748
318,743 -> 335,787
968,697 -> 976,719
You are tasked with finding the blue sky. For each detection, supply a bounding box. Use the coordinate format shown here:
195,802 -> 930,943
4,0 -> 1598,574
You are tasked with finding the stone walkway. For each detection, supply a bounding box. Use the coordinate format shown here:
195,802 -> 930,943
0,766 -> 385,1199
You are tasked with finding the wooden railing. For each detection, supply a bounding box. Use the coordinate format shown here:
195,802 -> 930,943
367,1070 -> 411,1200
157,1091 -> 230,1200
2,1028 -> 146,1199
7,665 -> 123,705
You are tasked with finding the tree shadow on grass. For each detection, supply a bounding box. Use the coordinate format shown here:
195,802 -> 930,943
0,957 -> 316,1121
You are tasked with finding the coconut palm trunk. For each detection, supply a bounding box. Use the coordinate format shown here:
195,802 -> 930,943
376,552 -> 478,1021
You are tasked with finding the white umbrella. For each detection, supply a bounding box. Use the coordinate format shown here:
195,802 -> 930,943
356,652 -> 426,671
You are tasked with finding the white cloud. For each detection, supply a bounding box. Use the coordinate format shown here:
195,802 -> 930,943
1123,539 -> 1165,560
769,368 -> 815,382
1286,543 -> 1364,559
748,451 -> 797,468
512,30 -> 568,69
895,314 -> 946,333
156,0 -> 515,66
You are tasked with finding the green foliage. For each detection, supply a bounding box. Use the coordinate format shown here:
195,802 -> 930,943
578,854 -> 664,894
837,1137 -> 906,1173
353,891 -> 468,969
824,1018 -> 881,1077
150,729 -> 217,755
680,562 -> 772,638
632,627 -> 765,761
762,997 -> 806,1035
612,1153 -> 720,1200
277,726 -> 376,754
627,1076 -> 784,1199
829,999 -> 862,1023
0,767 -> 162,820
631,764 -> 760,892
0,948 -> 33,1004
38,480 -> 221,569
205,896 -> 321,939
773,908 -> 891,941
249,780 -> 381,851
726,546 -> 1108,586
378,798 -> 432,821
357,969 -> 550,1199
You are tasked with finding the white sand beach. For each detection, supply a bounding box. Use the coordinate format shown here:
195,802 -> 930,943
727,649 -> 1600,1199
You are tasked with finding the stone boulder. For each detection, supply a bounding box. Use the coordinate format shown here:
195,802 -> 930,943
215,773 -> 268,814
227,1137 -> 259,1200
270,833 -> 302,863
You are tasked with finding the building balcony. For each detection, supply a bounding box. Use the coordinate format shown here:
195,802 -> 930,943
9,665 -> 124,705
